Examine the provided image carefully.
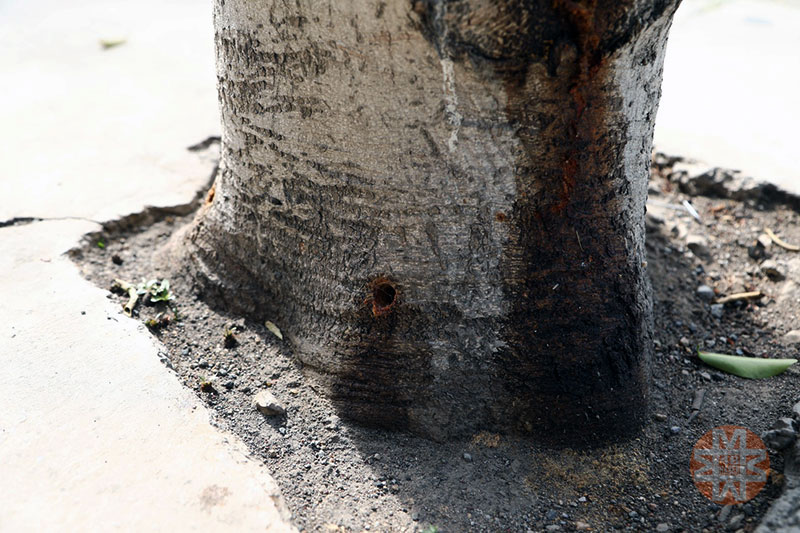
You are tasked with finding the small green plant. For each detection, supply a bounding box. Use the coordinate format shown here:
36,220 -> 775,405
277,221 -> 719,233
96,239 -> 105,249
223,327 -> 238,348
112,278 -> 174,316
145,279 -> 173,302
144,312 -> 171,331
199,377 -> 215,393
421,527 -> 439,533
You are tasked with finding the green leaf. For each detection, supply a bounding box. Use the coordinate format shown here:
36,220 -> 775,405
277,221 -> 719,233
698,351 -> 797,379
150,279 -> 172,302
99,38 -> 126,50
265,321 -> 283,340
97,240 -> 105,249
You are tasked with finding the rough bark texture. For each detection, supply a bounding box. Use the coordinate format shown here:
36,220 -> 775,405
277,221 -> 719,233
180,0 -> 681,444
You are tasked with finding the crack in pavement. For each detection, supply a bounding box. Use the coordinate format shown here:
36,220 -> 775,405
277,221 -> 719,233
0,216 -> 102,229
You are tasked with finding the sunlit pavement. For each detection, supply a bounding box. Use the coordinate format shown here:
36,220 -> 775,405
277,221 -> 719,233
656,0 -> 800,194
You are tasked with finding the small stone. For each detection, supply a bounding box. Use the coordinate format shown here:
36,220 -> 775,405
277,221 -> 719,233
762,426 -> 796,451
748,245 -> 768,260
253,390 -> 286,416
686,235 -> 710,257
784,330 -> 800,344
670,426 -> 681,434
727,513 -> 744,531
111,254 -> 123,265
646,211 -> 664,224
710,304 -> 724,318
223,380 -> 235,390
680,336 -> 691,347
545,509 -> 558,521
696,285 -> 715,301
656,524 -> 670,533
575,521 -> 590,531
699,371 -> 712,381
653,413 -> 668,422
761,260 -> 786,281
775,417 -> 797,431
792,401 -> 800,421
463,452 -> 473,462
577,496 -> 587,503
671,222 -> 688,239
545,526 -> 561,532
757,233 -> 773,249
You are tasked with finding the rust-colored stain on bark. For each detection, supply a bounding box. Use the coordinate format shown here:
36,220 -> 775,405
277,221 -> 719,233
551,0 -> 605,213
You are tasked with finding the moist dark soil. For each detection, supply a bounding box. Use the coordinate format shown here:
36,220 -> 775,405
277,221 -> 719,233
73,155 -> 800,533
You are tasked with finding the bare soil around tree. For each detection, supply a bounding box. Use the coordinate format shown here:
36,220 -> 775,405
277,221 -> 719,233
73,154 -> 800,532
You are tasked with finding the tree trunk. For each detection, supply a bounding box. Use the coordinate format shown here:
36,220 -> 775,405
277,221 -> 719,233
180,0 -> 681,444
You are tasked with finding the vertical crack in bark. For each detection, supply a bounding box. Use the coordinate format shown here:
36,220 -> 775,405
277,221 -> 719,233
440,57 -> 462,152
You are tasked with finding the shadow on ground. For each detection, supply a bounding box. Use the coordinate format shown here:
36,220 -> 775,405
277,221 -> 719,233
76,159 -> 800,532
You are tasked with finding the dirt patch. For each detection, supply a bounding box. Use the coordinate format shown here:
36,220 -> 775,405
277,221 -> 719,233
73,155 -> 800,532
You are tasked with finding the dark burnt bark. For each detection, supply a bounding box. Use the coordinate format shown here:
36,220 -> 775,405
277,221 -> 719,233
178,0 -> 681,445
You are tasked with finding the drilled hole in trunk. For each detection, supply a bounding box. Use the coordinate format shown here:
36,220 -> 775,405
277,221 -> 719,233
372,280 -> 397,316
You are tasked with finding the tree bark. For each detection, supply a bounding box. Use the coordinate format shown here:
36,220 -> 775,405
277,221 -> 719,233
180,0 -> 681,444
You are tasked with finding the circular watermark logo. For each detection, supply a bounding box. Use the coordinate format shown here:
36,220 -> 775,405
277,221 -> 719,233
690,425 -> 769,504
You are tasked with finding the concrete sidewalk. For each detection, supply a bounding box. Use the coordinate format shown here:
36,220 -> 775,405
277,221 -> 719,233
0,1 -> 294,531
0,221 -> 293,532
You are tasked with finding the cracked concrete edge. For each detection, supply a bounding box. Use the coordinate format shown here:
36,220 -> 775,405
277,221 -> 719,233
653,149 -> 800,211
0,138 -> 219,232
0,218 -> 296,532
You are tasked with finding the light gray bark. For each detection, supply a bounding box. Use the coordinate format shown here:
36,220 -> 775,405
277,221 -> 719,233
179,0 -> 681,444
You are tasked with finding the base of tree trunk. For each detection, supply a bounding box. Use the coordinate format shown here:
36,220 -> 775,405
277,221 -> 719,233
168,0 -> 680,446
